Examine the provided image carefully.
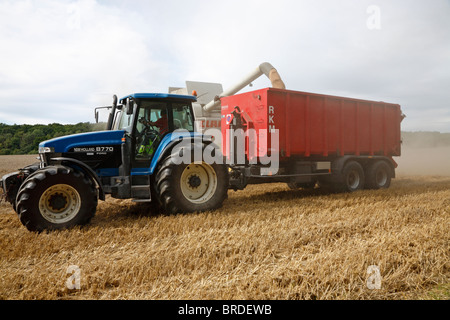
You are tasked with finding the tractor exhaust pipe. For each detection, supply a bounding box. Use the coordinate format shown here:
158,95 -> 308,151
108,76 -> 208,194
203,62 -> 285,112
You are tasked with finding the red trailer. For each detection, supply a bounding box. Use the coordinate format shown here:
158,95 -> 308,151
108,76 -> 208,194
221,88 -> 404,192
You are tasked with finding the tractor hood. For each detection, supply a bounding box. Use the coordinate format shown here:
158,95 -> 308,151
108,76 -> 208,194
39,130 -> 125,154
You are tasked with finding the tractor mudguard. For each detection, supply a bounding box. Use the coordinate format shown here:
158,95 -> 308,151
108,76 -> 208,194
49,157 -> 106,201
148,133 -> 216,176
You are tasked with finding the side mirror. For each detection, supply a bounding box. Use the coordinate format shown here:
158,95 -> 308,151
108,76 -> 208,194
94,107 -> 105,123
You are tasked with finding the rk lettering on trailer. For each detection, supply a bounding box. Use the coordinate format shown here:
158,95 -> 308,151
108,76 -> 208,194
269,105 -> 276,133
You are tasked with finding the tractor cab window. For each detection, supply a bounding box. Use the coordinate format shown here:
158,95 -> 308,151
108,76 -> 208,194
135,101 -> 170,159
117,110 -> 133,133
172,103 -> 194,132
133,100 -> 194,160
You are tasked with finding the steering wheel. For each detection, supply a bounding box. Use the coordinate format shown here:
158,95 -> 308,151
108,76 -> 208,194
138,117 -> 160,136
135,118 -> 155,146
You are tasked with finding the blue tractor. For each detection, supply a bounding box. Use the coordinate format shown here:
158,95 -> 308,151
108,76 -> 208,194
0,93 -> 229,232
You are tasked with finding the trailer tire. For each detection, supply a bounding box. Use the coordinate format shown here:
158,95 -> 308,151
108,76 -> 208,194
155,147 -> 228,214
337,161 -> 365,192
365,161 -> 392,189
16,166 -> 97,232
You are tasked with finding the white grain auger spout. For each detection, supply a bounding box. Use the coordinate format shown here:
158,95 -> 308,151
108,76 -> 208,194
203,62 -> 286,112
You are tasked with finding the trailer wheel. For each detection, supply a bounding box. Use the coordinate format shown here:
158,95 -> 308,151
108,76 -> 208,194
155,146 -> 228,214
365,161 -> 392,189
338,161 -> 365,192
16,166 -> 97,232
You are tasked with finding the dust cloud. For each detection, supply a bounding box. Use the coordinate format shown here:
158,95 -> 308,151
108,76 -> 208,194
395,132 -> 450,177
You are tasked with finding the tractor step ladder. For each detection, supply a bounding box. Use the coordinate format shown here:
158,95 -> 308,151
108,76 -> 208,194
131,175 -> 152,202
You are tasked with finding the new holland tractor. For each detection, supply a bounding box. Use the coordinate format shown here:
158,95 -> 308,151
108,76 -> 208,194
1,92 -> 233,232
0,63 -> 283,232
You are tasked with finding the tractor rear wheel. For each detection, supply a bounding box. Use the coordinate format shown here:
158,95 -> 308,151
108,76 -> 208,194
16,166 -> 97,232
155,148 -> 228,214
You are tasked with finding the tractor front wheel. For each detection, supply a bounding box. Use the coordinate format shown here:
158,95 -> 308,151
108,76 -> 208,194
16,166 -> 97,232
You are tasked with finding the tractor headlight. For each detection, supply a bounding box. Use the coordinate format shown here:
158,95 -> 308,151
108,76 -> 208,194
39,147 -> 54,154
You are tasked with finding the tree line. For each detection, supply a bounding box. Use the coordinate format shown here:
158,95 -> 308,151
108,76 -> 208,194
0,122 -> 105,155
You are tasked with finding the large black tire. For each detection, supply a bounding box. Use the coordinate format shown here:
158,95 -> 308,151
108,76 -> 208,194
365,161 -> 392,189
16,166 -> 98,232
336,161 -> 365,193
154,147 -> 228,214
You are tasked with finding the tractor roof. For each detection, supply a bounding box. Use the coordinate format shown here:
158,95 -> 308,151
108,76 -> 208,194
120,93 -> 197,103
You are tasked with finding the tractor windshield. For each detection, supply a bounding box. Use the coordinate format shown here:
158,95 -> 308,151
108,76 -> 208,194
134,100 -> 194,159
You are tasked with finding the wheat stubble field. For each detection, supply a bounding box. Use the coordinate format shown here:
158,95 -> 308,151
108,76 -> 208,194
0,151 -> 449,300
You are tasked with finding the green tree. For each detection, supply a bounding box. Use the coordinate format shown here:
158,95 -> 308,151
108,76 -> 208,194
0,122 -> 98,155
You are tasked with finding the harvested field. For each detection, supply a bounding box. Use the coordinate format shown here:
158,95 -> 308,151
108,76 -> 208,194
0,153 -> 449,300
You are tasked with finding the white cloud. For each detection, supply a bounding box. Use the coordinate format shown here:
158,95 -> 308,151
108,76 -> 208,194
0,0 -> 155,124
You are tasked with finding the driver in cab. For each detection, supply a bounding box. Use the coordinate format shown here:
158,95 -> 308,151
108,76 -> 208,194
136,109 -> 169,157
140,109 -> 169,136
152,109 -> 169,135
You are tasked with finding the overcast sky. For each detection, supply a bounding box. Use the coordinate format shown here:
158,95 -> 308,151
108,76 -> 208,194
0,0 -> 449,132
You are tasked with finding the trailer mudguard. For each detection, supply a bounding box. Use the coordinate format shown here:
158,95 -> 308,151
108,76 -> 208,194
331,156 -> 354,174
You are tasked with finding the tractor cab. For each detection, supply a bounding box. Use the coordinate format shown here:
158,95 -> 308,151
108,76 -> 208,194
97,93 -> 197,164
118,94 -> 196,161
